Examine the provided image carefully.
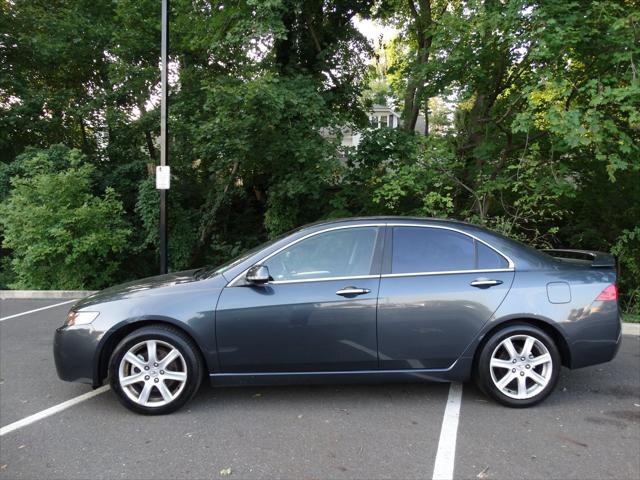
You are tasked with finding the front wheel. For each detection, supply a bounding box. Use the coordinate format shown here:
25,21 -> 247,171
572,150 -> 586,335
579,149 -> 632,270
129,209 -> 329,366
476,324 -> 560,407
109,325 -> 203,415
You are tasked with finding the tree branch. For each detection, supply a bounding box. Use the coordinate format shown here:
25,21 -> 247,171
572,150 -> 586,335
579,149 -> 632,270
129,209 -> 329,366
197,159 -> 241,248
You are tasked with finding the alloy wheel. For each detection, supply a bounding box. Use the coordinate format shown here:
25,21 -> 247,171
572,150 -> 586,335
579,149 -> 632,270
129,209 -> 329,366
118,339 -> 188,407
489,334 -> 553,400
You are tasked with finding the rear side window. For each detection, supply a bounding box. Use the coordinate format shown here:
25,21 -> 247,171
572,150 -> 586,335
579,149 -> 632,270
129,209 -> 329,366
477,242 -> 509,269
392,227 -> 475,273
391,227 -> 509,274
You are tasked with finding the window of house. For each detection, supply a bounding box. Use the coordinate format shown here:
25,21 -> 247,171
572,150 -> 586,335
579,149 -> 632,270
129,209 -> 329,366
388,115 -> 394,127
380,115 -> 388,127
370,116 -> 379,128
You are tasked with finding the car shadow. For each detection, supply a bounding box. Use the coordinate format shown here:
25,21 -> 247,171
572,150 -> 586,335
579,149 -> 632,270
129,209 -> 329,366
186,381 -> 451,413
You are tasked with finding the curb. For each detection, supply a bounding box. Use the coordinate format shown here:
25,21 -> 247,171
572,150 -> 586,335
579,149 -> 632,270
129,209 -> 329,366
622,322 -> 640,336
0,290 -> 96,300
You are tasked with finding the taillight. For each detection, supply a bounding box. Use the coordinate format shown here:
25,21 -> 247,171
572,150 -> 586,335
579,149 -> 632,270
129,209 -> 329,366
595,284 -> 618,301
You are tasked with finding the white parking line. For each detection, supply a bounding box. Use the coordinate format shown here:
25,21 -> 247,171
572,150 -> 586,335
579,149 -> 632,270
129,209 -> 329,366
432,382 -> 463,480
0,386 -> 110,436
0,299 -> 77,321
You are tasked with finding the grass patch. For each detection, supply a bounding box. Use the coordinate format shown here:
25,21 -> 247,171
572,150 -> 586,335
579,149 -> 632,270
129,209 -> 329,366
623,313 -> 640,323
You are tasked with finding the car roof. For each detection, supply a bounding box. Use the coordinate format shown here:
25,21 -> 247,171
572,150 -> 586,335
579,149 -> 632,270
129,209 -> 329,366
300,216 -> 473,229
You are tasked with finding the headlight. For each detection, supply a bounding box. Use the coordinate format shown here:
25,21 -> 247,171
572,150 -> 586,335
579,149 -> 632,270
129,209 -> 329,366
66,311 -> 100,326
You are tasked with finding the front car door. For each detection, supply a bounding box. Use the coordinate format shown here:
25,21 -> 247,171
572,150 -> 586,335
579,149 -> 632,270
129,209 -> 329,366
215,225 -> 383,373
377,225 -> 515,370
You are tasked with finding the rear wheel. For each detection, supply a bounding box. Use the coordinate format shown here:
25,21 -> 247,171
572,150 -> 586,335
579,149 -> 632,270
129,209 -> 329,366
109,326 -> 202,415
476,324 -> 560,407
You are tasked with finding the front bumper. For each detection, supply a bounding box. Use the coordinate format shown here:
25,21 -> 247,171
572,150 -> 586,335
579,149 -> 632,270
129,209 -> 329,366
53,325 -> 102,386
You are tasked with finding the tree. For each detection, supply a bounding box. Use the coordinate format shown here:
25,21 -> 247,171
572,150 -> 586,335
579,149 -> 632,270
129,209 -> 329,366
0,146 -> 131,289
0,0 -> 638,311
374,0 -> 453,131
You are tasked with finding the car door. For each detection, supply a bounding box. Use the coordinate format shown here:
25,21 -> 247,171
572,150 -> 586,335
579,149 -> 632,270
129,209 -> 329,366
215,226 -> 383,373
377,225 -> 515,370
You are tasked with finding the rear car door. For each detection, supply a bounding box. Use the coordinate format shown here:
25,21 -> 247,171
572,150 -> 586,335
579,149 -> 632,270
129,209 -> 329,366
215,225 -> 383,373
377,225 -> 515,370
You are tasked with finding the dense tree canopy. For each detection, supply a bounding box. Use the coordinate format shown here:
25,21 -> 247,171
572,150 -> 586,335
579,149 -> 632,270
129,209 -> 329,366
0,0 -> 638,312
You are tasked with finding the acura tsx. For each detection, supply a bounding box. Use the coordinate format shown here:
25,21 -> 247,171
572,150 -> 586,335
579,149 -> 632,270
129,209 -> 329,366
54,217 -> 621,414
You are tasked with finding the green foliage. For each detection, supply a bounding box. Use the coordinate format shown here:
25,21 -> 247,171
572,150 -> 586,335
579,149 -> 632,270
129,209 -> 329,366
0,0 -> 638,310
194,73 -> 344,238
612,227 -> 640,315
333,129 -> 456,217
0,147 -> 131,289
135,177 -> 200,271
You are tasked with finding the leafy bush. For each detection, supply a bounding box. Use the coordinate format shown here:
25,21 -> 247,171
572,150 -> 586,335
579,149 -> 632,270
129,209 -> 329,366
332,129 -> 455,217
612,227 -> 640,315
134,177 -> 199,271
0,146 -> 131,289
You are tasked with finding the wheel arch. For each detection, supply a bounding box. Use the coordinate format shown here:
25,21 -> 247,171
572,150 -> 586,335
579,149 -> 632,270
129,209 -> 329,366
471,317 -> 572,372
93,319 -> 209,387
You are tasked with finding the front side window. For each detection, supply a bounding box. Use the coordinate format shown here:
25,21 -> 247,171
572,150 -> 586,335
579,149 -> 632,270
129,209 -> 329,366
264,227 -> 379,281
380,115 -> 388,127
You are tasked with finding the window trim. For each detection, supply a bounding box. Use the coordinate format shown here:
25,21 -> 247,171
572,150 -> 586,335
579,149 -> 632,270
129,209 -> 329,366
268,274 -> 380,285
383,224 -> 514,277
381,267 -> 513,279
228,222 -> 515,286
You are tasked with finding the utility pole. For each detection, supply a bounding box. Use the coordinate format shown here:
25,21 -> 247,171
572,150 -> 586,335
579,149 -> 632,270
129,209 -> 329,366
157,0 -> 170,274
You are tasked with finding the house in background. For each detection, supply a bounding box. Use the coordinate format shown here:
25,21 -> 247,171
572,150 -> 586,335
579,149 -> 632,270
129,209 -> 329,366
336,104 -> 427,148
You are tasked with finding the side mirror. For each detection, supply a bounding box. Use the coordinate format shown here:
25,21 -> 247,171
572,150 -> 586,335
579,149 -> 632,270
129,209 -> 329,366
246,265 -> 270,284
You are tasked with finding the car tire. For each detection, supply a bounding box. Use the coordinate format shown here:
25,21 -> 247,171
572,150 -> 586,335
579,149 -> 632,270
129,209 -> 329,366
109,325 -> 203,415
476,324 -> 561,408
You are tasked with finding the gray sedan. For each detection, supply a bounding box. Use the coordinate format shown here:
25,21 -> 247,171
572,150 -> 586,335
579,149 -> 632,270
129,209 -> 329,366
54,217 -> 621,414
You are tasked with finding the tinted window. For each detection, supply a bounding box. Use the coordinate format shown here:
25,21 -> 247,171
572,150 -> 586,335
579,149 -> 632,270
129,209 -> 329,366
392,227 -> 475,273
477,242 -> 509,269
265,227 -> 379,281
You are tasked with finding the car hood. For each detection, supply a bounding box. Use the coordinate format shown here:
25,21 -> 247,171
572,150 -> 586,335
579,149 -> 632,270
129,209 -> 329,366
73,269 -> 217,310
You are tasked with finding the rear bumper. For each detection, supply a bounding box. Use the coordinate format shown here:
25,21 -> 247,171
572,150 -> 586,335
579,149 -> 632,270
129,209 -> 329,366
568,311 -> 622,369
53,325 -> 101,386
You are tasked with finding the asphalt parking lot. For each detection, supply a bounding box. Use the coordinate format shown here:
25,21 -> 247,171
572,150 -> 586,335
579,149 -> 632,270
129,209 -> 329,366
1,298 -> 639,480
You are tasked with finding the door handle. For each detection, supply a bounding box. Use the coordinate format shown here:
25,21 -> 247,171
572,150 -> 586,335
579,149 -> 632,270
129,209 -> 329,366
336,287 -> 371,297
470,279 -> 503,288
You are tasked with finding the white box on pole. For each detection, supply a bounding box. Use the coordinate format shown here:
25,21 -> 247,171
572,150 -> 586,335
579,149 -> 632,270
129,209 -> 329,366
156,166 -> 170,190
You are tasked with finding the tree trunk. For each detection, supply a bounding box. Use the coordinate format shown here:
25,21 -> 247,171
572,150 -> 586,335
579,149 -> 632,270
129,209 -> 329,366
402,0 -> 435,132
190,160 -> 241,265
424,97 -> 430,136
137,100 -> 157,163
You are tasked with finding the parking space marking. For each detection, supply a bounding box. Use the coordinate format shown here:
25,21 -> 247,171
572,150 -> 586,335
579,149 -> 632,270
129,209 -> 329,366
0,386 -> 110,436
0,299 -> 77,321
432,382 -> 463,480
